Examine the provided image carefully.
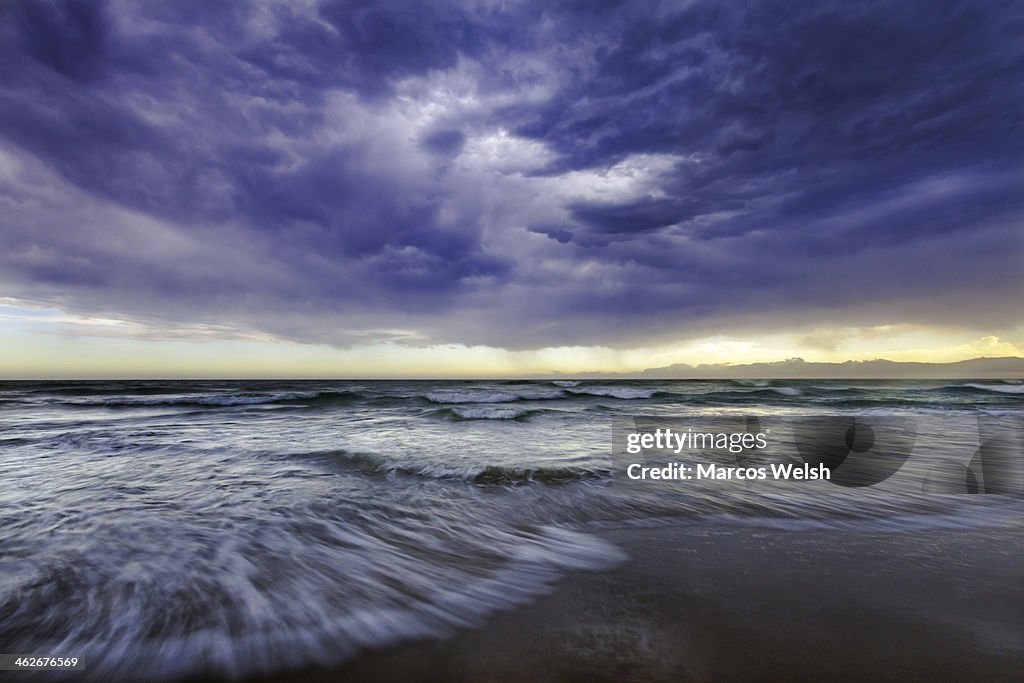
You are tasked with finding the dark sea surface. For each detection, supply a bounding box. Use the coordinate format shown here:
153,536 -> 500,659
0,379 -> 1021,680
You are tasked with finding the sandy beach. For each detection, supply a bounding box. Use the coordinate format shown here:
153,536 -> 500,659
243,522 -> 1024,683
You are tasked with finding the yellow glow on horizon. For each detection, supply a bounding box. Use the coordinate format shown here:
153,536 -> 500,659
1,303 -> 1022,378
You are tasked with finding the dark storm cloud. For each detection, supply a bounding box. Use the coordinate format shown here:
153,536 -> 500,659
0,0 -> 1021,349
420,129 -> 466,157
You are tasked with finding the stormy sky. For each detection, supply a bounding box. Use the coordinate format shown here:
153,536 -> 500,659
1,0 -> 1022,375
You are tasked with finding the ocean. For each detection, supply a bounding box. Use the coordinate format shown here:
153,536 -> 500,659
0,379 -> 1021,680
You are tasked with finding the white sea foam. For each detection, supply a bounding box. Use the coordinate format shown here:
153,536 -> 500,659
6,521 -> 625,682
567,387 -> 656,399
424,391 -> 522,403
450,406 -> 533,420
766,386 -> 801,396
424,390 -> 563,403
961,383 -> 1024,395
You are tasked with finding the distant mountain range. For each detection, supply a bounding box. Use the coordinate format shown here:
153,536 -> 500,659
558,356 -> 1024,380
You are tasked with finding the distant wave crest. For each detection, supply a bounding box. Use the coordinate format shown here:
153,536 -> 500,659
956,383 -> 1024,395
731,379 -> 770,387
958,385 -> 1024,395
432,406 -> 546,420
423,390 -> 564,404
566,387 -> 657,399
310,449 -> 608,484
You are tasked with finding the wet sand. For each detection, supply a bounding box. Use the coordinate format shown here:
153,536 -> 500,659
240,523 -> 1024,683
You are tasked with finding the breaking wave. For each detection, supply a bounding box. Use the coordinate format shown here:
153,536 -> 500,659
0,518 -> 623,682
955,383 -> 1024,395
431,406 -> 549,420
305,449 -> 609,485
566,387 -> 658,399
731,379 -> 771,387
423,390 -> 565,404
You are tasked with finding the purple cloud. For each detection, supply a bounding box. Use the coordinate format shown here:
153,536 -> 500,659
0,0 -> 1021,350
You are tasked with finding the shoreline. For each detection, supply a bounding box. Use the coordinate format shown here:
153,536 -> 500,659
231,521 -> 1023,683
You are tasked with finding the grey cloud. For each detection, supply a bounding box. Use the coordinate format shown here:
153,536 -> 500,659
0,0 -> 1021,351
